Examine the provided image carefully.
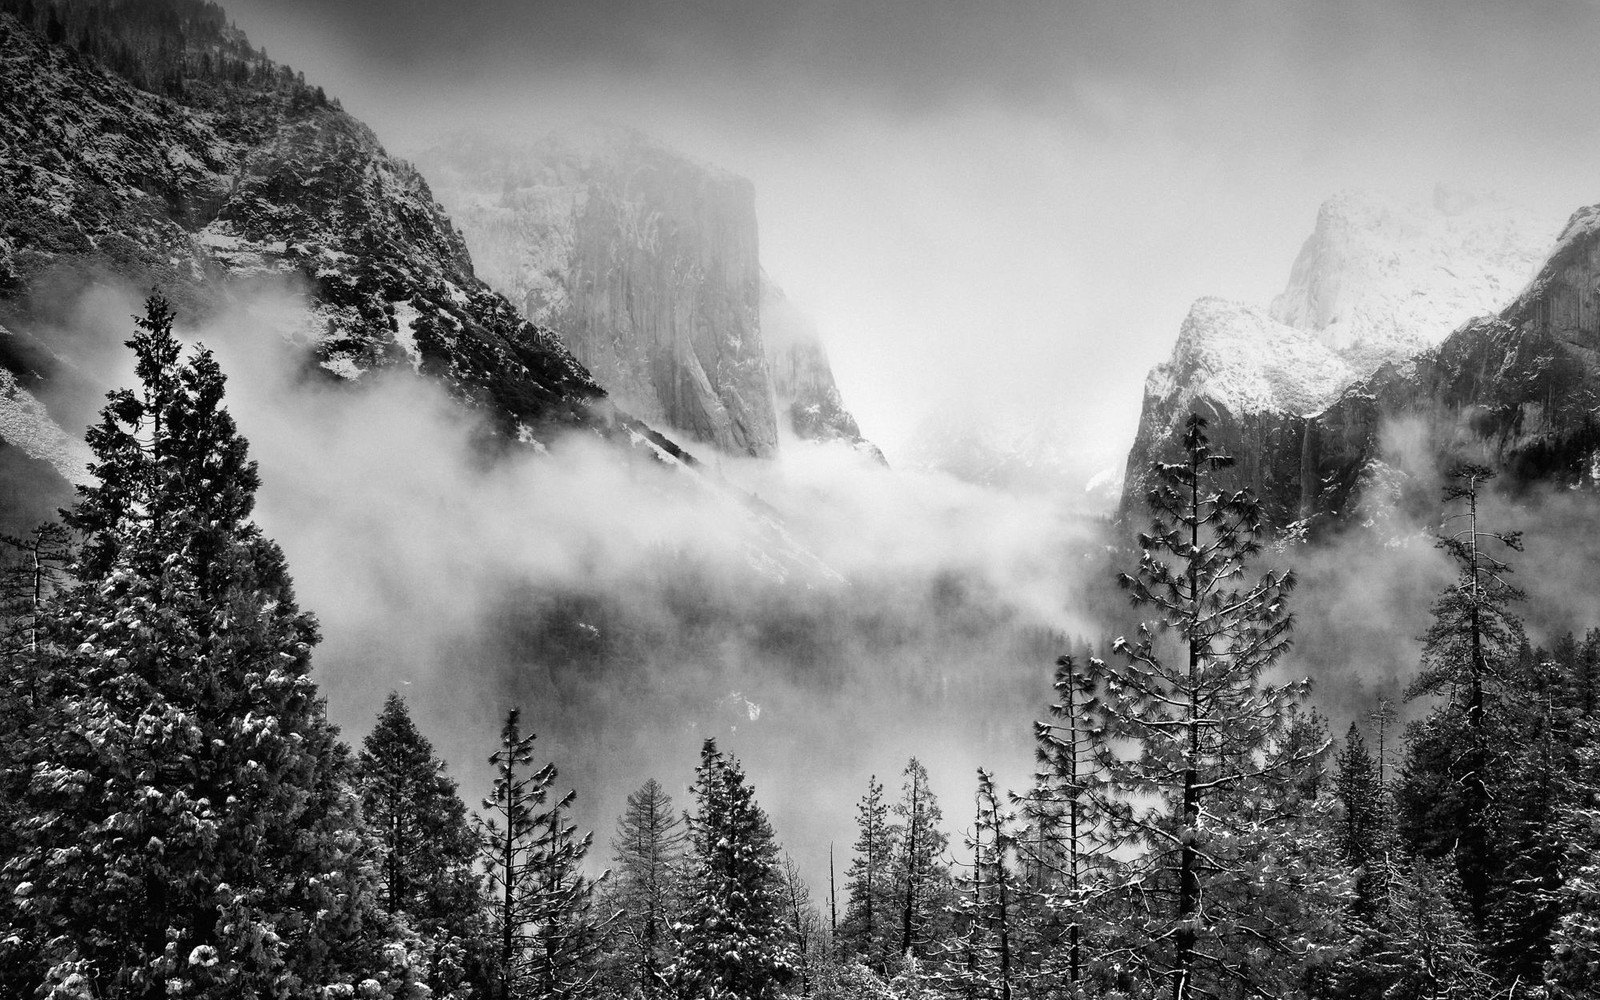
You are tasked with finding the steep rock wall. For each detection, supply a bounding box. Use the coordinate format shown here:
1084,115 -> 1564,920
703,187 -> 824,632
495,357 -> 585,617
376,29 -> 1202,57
420,128 -> 780,458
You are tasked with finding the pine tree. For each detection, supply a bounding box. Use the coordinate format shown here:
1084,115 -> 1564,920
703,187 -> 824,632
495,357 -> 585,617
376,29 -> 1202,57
670,739 -> 796,1000
1334,724 -> 1387,917
1547,706 -> 1600,997
1331,853 -> 1495,1000
890,758 -> 952,963
840,774 -> 898,968
941,768 -> 1017,1000
524,783 -> 607,1000
1092,413 -> 1339,999
358,692 -> 489,998
1019,652 -> 1108,997
478,707 -> 556,998
602,778 -> 685,999
1401,463 -> 1523,932
0,294 -> 411,996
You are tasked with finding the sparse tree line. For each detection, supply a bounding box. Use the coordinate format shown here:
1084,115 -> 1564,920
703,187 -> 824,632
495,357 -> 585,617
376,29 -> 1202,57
0,0 -> 331,108
4,297 -> 1600,999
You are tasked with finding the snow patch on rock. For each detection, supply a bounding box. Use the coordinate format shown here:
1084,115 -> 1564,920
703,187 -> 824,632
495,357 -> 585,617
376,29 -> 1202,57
0,366 -> 92,484
1270,186 -> 1556,374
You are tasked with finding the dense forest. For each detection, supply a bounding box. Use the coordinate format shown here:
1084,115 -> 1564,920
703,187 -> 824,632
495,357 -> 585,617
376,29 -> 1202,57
4,297 -> 1599,999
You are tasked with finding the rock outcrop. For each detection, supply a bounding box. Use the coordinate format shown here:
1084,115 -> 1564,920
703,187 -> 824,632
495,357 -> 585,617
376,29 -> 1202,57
417,127 -> 779,458
0,0 -> 633,535
760,275 -> 882,460
1120,189 -> 1565,529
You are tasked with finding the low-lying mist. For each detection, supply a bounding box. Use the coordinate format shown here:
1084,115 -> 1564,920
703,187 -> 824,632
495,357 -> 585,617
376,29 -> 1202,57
40,280 -> 1600,894
100,285 -> 1103,890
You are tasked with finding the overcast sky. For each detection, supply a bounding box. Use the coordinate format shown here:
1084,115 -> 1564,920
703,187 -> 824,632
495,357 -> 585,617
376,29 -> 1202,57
224,0 -> 1600,472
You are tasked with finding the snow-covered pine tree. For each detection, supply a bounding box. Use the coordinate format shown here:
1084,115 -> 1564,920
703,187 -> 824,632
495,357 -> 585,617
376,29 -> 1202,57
670,738 -> 796,1000
0,294 -> 412,996
1016,652 -> 1109,997
478,707 -> 558,998
524,780 -> 607,1000
601,778 -> 686,999
890,758 -> 952,963
0,523 -> 73,999
941,768 -> 1017,1000
358,692 -> 490,998
1399,463 -> 1523,933
1092,413 -> 1339,999
840,774 -> 898,969
1547,702 -> 1600,997
1333,724 -> 1387,918
1330,854 -> 1495,1000
778,852 -> 828,996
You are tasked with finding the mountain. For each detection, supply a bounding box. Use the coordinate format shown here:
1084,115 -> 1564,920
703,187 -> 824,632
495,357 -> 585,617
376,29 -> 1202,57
414,126 -> 878,460
760,275 -> 883,459
0,0 -> 620,534
1120,188 -> 1563,528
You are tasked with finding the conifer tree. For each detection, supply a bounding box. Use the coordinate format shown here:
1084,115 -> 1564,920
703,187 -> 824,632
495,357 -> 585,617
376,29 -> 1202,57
891,757 -> 952,963
1400,463 -> 1523,932
1020,653 -> 1108,996
840,774 -> 898,968
1092,413 -> 1337,999
358,692 -> 489,998
602,778 -> 685,999
670,739 -> 796,1000
0,294 -> 411,996
478,707 -> 557,998
524,783 -> 607,1000
942,768 -> 1017,1000
1334,724 -> 1387,916
1547,707 -> 1600,996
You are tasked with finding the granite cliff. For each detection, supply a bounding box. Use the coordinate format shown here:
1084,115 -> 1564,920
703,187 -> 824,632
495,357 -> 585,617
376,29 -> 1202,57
1120,188 -> 1569,529
416,127 -> 877,460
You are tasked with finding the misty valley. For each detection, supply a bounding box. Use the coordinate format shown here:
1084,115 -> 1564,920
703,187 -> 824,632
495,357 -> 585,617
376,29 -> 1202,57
4,2 -> 1600,999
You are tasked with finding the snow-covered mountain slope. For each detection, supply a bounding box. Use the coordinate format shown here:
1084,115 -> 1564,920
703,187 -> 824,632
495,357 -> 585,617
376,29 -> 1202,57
1271,187 -> 1552,371
1120,188 -> 1562,527
0,1 -> 605,470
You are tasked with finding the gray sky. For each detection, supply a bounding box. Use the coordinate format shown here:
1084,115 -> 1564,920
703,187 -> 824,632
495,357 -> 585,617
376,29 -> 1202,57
225,0 -> 1600,471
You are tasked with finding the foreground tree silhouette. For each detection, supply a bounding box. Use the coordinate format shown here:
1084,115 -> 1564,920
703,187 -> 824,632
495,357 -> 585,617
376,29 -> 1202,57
1093,413 -> 1337,999
358,692 -> 490,997
602,778 -> 686,999
670,739 -> 796,1000
1399,463 -> 1524,936
0,295 -> 410,995
839,774 -> 897,968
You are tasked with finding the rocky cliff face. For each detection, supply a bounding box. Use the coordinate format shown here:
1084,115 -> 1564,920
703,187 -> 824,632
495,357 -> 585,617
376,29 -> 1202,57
1120,189 -> 1565,529
0,0 -> 609,532
760,275 -> 882,459
417,127 -> 779,458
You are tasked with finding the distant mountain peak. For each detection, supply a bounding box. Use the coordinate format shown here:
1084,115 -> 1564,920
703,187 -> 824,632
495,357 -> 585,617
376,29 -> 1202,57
417,126 -> 878,461
1269,187 -> 1552,369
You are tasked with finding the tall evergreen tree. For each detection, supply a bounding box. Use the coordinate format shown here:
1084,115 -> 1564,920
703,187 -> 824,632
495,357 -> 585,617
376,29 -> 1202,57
890,757 -> 952,963
524,782 -> 607,1000
1334,724 -> 1387,917
479,707 -> 606,1000
358,692 -> 489,998
602,778 -> 685,999
943,768 -> 1017,1000
670,739 -> 796,1000
1400,463 -> 1523,932
1092,413 -> 1338,999
1020,652 -> 1107,996
0,294 -> 411,996
840,774 -> 898,968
